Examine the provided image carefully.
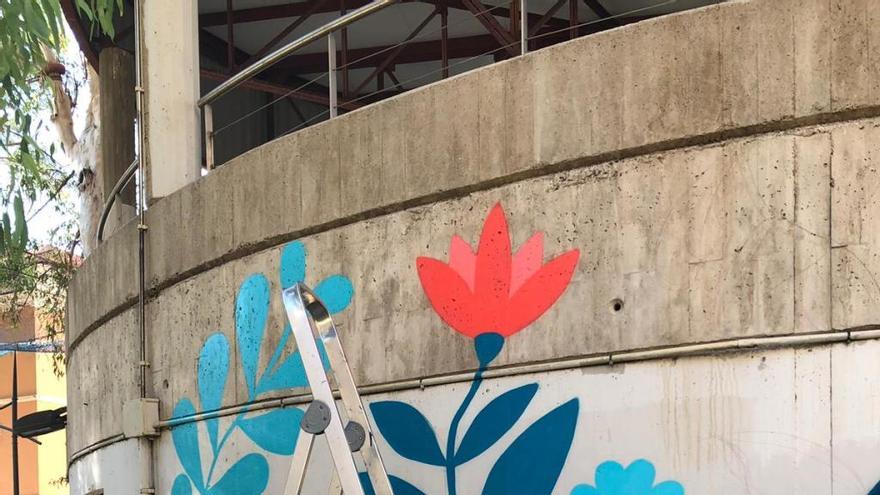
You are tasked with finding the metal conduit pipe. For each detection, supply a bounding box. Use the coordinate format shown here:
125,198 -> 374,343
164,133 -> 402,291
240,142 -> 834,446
68,326 -> 880,466
95,158 -> 138,244
132,0 -> 153,492
152,328 -> 871,431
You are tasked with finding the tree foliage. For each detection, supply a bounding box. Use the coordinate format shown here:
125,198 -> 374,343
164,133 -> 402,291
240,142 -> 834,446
0,0 -> 120,364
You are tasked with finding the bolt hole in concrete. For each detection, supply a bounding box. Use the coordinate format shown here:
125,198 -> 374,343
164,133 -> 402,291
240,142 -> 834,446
610,298 -> 624,313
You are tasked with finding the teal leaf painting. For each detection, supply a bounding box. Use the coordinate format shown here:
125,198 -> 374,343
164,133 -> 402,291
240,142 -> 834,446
371,401 -> 446,466
482,399 -> 579,495
455,383 -> 538,465
239,408 -> 305,455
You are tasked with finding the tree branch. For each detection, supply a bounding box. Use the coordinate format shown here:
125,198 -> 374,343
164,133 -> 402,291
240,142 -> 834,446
42,47 -> 78,154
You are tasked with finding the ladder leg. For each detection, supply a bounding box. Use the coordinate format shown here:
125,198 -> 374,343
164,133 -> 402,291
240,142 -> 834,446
329,470 -> 343,495
283,431 -> 315,495
283,285 -> 366,495
321,326 -> 393,495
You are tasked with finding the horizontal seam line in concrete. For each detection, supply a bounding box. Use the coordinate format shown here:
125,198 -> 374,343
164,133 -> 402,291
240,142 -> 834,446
67,103 -> 880,356
67,324 -> 880,465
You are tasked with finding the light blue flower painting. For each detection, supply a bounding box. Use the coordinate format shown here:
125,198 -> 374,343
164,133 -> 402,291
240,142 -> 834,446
571,460 -> 684,495
170,241 -> 353,495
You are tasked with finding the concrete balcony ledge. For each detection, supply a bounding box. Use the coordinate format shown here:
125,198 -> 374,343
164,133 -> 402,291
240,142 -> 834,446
68,0 -> 880,350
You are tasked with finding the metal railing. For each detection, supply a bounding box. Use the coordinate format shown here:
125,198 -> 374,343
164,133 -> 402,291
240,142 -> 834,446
198,0 -> 398,169
198,0 -> 685,170
96,158 -> 138,243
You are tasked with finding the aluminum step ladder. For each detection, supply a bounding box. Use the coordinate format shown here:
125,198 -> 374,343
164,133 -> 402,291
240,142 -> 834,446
281,282 -> 393,495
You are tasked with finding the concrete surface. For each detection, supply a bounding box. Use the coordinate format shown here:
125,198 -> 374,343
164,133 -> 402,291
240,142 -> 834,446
65,0 -> 880,491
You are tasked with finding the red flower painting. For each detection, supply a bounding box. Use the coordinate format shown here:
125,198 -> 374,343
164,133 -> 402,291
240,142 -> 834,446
417,203 -> 580,341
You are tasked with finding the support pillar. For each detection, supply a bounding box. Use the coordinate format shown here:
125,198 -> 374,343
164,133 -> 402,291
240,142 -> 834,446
141,0 -> 201,202
99,47 -> 136,235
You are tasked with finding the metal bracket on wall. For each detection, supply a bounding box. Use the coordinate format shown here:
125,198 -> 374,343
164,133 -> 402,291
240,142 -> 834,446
281,283 -> 393,495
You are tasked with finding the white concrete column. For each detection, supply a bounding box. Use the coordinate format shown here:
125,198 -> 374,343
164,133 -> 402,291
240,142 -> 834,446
141,0 -> 201,202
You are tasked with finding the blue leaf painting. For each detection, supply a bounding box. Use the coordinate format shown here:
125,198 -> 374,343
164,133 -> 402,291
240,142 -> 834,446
171,474 -> 193,495
257,325 -> 330,395
360,472 -> 427,495
236,274 -> 271,396
454,383 -> 538,465
198,333 -> 230,452
314,274 -> 355,314
280,241 -> 307,289
209,453 -> 269,495
482,398 -> 579,495
171,399 -> 204,491
571,460 -> 684,495
239,407 -> 305,455
870,480 -> 880,495
370,401 -> 446,466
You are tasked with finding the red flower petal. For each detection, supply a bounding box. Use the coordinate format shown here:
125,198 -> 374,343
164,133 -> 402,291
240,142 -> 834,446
501,249 -> 580,336
511,231 -> 544,294
473,203 -> 512,330
448,235 -> 476,291
416,256 -> 481,337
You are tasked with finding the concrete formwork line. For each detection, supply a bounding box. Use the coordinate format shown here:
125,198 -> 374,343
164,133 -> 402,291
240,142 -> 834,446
66,105 -> 880,358
67,325 -> 880,467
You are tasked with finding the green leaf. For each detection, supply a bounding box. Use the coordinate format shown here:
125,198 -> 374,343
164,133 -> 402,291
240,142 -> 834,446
75,0 -> 94,20
13,194 -> 27,249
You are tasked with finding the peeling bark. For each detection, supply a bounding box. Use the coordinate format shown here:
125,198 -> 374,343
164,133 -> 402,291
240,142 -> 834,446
45,48 -> 103,257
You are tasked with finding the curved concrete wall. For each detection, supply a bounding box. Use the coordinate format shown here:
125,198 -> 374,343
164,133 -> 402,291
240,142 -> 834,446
68,0 -> 880,493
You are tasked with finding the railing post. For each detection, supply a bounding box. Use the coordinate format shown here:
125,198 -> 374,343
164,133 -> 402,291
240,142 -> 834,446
328,33 -> 338,118
520,0 -> 528,55
204,104 -> 215,169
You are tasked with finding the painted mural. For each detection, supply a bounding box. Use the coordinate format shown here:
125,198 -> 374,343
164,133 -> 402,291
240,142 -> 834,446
366,203 -> 582,494
169,241 -> 353,494
165,204 -> 695,494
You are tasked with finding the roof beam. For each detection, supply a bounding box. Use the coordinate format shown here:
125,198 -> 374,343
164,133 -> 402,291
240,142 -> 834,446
581,0 -> 621,26
200,69 -> 362,110
276,33 -> 496,72
200,0 -> 568,29
200,0 -> 372,26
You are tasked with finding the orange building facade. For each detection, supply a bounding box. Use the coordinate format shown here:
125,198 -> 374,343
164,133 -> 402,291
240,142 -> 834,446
0,307 -> 68,495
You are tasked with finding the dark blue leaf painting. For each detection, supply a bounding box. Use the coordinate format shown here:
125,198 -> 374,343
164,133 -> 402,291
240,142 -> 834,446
209,453 -> 269,495
482,398 -> 579,495
370,400 -> 446,466
236,274 -> 270,396
454,383 -> 538,465
239,408 -> 305,455
198,333 -> 229,453
869,480 -> 880,495
171,399 -> 204,491
359,472 -> 427,495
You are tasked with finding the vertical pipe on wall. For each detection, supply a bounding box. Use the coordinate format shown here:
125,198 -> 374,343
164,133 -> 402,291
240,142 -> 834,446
133,0 -> 155,492
520,0 -> 527,54
11,352 -> 18,495
328,33 -> 338,118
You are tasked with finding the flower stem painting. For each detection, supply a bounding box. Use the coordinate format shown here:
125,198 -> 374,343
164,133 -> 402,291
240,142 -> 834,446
370,203 -> 582,495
